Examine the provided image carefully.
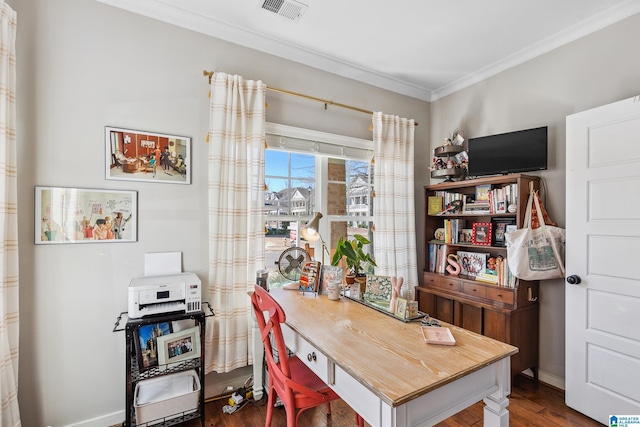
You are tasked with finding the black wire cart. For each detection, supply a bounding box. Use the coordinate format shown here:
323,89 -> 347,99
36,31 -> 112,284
113,303 -> 214,427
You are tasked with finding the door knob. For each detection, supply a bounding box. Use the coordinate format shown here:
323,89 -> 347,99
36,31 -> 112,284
566,275 -> 581,285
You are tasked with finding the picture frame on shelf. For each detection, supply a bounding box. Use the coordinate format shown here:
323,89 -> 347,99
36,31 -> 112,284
456,251 -> 489,277
135,322 -> 173,371
157,326 -> 201,366
492,218 -> 517,247
472,222 -> 492,246
105,126 -> 191,185
35,186 -> 137,244
458,228 -> 473,244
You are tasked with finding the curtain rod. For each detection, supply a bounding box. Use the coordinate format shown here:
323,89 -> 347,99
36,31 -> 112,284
203,70 -> 418,126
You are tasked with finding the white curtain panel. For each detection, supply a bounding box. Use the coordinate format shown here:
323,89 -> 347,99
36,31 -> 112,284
0,2 -> 20,426
372,112 -> 419,295
205,72 -> 266,374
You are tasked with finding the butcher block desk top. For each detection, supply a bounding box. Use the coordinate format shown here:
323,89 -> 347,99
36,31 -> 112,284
269,288 -> 518,408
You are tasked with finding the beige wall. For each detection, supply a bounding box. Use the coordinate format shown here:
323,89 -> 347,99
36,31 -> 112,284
429,12 -> 640,386
10,0 -> 428,425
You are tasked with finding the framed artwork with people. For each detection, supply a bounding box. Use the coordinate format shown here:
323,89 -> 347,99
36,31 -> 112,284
105,126 -> 191,185
35,186 -> 137,244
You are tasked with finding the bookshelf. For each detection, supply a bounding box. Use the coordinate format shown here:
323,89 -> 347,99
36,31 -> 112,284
418,173 -> 540,378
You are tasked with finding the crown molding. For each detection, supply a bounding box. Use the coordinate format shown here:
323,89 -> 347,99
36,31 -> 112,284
97,0 -> 640,103
96,0 -> 432,101
431,1 -> 640,101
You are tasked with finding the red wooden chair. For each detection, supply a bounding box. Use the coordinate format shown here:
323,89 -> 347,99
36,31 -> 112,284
251,285 -> 364,427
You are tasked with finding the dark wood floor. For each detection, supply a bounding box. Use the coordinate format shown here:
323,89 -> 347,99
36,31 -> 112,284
188,375 -> 603,427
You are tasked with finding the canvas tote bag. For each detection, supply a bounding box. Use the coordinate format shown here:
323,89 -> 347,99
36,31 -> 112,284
505,191 -> 565,280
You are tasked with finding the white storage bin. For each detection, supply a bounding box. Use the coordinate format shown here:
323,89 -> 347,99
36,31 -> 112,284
134,369 -> 200,426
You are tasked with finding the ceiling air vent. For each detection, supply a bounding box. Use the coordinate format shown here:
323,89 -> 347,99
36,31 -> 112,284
258,0 -> 308,22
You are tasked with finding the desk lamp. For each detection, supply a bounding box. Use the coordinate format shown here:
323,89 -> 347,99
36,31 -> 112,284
301,212 -> 330,265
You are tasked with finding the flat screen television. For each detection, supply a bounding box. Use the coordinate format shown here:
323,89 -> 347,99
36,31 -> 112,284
467,126 -> 547,177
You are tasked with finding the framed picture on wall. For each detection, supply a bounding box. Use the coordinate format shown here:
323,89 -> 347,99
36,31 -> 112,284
105,126 -> 191,185
35,186 -> 137,244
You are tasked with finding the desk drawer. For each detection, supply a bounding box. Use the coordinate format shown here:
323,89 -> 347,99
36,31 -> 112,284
294,336 -> 330,384
332,365 -> 381,427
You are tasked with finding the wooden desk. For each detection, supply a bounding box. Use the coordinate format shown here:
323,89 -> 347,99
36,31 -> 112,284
253,289 -> 518,427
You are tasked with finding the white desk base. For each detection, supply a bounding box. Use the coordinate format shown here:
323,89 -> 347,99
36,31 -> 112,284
252,321 -> 511,427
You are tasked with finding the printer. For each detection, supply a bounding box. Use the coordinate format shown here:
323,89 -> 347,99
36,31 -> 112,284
128,272 -> 201,319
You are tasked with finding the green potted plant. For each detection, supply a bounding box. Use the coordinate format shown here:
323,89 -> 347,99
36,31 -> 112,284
331,234 -> 377,286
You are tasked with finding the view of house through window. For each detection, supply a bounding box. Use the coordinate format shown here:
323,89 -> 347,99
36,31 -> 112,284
264,148 -> 375,287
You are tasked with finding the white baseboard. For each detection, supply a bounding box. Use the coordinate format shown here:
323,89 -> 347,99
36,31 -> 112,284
537,369 -> 565,390
520,368 -> 565,390
63,411 -> 123,427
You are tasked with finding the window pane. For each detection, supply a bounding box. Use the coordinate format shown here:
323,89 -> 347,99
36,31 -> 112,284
264,149 -> 374,288
265,151 -> 288,178
291,153 -> 315,179
346,160 -> 373,219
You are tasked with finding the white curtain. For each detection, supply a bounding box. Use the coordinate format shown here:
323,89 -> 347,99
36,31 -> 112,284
0,2 -> 20,426
205,72 -> 266,374
372,112 -> 418,295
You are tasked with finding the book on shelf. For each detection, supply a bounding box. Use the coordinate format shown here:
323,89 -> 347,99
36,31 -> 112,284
475,272 -> 499,284
495,256 -> 515,288
428,244 -> 448,274
475,184 -> 492,202
428,196 -> 443,215
487,184 -> 519,214
433,191 -> 464,215
463,202 -> 491,214
443,218 -> 466,244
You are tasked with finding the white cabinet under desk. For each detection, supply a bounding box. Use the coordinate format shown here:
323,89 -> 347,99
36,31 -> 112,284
255,289 -> 517,427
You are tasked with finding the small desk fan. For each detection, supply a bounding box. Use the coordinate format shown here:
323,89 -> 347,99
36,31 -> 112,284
276,247 -> 311,282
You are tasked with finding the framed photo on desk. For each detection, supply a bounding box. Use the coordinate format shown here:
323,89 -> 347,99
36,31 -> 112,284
394,297 -> 408,319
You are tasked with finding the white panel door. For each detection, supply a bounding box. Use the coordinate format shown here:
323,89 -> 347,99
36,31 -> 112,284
565,95 -> 640,424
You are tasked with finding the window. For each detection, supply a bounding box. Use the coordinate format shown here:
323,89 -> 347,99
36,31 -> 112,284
263,124 -> 375,286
